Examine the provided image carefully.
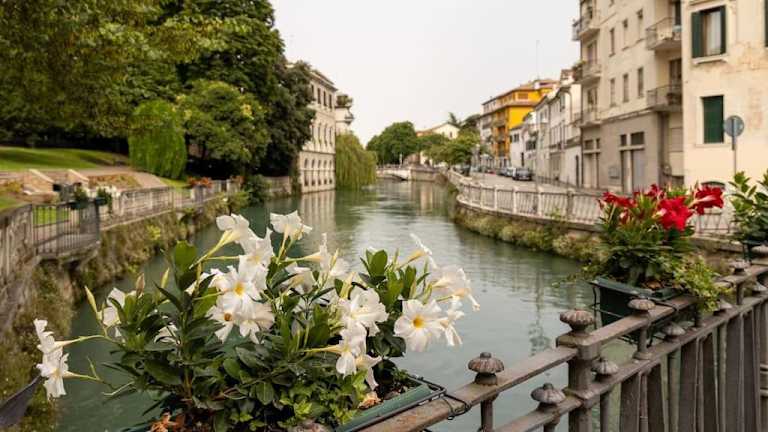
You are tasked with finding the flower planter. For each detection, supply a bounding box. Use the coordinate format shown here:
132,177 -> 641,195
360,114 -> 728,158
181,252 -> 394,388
94,197 -> 108,206
591,276 -> 681,330
336,376 -> 445,432
68,200 -> 89,210
741,239 -> 768,262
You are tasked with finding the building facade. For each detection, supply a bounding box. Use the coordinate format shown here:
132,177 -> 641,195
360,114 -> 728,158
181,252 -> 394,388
299,69 -> 339,193
574,0 -> 684,192
681,0 -> 768,186
334,94 -> 355,135
478,79 -> 556,168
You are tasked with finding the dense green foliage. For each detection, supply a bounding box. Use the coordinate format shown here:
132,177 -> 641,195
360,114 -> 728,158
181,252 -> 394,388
128,100 -> 187,179
0,147 -> 126,171
367,122 -> 419,165
730,170 -> 768,243
0,0 -> 315,179
335,133 -> 376,189
424,129 -> 478,165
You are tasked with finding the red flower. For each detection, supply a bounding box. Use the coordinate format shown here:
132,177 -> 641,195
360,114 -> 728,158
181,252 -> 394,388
693,185 -> 724,215
644,184 -> 665,200
601,191 -> 636,209
656,197 -> 693,231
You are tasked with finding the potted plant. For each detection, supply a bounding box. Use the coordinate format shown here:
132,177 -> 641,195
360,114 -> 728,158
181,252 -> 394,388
29,212 -> 477,431
68,185 -> 91,210
586,184 -> 728,325
730,170 -> 768,261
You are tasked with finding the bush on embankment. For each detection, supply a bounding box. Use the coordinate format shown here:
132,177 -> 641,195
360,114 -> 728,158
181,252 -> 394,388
335,133 -> 377,189
128,100 -> 187,179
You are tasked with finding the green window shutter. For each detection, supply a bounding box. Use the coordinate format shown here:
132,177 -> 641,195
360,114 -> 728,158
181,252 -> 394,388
692,11 -> 703,58
703,96 -> 724,144
719,6 -> 727,54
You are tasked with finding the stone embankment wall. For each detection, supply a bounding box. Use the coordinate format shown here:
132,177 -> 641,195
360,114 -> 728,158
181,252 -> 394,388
0,197 -> 239,432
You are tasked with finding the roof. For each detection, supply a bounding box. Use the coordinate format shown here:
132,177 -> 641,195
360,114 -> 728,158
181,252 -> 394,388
481,79 -> 558,105
310,69 -> 337,91
417,122 -> 460,136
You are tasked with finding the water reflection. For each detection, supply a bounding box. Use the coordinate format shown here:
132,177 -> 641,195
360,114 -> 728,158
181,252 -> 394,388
58,180 -> 591,432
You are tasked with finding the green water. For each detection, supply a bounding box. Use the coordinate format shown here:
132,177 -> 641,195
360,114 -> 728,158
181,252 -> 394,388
57,181 -> 595,431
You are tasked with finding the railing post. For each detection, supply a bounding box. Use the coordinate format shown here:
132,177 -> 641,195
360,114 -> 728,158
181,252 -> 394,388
532,383 -> 567,432
593,357 -> 619,431
628,297 -> 656,360
493,186 -> 498,211
468,352 -> 505,432
512,186 -> 519,214
566,188 -> 575,220
535,185 -> 543,217
557,309 -> 598,432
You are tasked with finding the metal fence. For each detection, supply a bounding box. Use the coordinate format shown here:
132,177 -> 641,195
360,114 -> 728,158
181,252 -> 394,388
364,264 -> 768,432
446,170 -> 734,236
0,180 -> 238,281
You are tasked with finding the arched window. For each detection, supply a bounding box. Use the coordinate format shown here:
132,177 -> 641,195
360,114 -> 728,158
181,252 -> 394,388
304,159 -> 308,168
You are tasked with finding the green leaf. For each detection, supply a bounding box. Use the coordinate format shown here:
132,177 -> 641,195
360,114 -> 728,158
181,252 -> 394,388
253,381 -> 274,405
236,347 -> 266,369
223,358 -> 242,380
174,241 -> 197,271
214,411 -> 230,432
144,360 -> 182,386
369,251 -> 388,276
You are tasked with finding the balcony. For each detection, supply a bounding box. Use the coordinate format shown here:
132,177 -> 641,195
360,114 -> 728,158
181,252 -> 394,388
647,84 -> 682,112
646,17 -> 681,51
572,8 -> 600,41
575,60 -> 601,85
581,106 -> 601,127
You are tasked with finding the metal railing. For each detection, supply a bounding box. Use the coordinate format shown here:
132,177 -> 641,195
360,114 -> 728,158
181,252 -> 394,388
572,8 -> 600,41
364,256 -> 768,432
583,106 -> 601,125
646,17 -> 682,50
647,83 -> 683,111
0,180 -> 239,282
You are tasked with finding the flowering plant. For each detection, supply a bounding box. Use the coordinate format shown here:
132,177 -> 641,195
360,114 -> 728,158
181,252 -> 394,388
31,212 -> 477,430
188,176 -> 214,189
590,184 -> 727,309
730,170 -> 768,244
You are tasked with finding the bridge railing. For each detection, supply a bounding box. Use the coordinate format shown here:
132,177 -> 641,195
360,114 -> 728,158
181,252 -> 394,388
445,170 -> 733,236
365,264 -> 768,432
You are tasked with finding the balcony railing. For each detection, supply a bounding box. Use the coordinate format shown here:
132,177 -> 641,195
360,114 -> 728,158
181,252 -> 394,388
646,17 -> 682,51
572,7 -> 600,41
582,106 -> 601,125
647,83 -> 682,111
575,61 -> 601,84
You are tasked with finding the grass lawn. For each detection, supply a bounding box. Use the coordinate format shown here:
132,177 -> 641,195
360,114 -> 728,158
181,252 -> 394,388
0,195 -> 20,211
0,146 -> 127,171
160,177 -> 189,189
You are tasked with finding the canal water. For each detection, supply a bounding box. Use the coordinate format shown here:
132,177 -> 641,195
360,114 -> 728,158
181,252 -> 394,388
58,180 -> 596,431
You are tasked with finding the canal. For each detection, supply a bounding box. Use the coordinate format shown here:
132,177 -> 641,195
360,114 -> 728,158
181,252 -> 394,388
58,180 -> 595,431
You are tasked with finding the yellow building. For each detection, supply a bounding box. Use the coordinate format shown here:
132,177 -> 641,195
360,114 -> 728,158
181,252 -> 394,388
478,79 -> 556,167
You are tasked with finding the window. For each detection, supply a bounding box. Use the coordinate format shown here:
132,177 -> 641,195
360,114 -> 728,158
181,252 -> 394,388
702,96 -> 724,143
631,132 -> 645,146
637,10 -> 644,41
610,28 -> 616,54
692,7 -> 726,57
622,74 -> 629,103
637,67 -> 644,98
623,19 -> 629,47
518,92 -> 529,100
620,134 -> 627,147
610,78 -> 616,106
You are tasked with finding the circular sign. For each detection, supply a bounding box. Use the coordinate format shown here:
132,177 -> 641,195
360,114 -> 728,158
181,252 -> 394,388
724,115 -> 745,138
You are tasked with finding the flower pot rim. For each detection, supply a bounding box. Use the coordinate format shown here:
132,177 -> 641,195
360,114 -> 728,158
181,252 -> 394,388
591,276 -> 680,300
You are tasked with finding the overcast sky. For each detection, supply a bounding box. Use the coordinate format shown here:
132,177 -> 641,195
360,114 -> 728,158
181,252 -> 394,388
272,0 -> 579,143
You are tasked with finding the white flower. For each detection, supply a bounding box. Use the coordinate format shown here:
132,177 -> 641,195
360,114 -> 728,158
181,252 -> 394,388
270,211 -> 312,241
338,288 -> 388,336
439,308 -> 465,347
306,234 -> 350,286
214,256 -> 267,311
286,263 -> 316,293
428,259 -> 480,311
241,229 -> 274,267
235,302 -> 275,344
207,302 -> 237,342
37,350 -> 72,400
394,299 -> 444,352
355,354 -> 382,389
34,319 -> 57,358
333,328 -> 366,377
100,288 -> 128,327
216,214 -> 255,244
404,233 -> 432,264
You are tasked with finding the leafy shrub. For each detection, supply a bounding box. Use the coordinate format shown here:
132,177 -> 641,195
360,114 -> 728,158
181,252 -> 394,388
128,100 -> 187,179
730,170 -> 768,243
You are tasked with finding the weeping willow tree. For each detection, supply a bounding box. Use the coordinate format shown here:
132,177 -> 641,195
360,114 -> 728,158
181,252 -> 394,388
335,133 -> 376,189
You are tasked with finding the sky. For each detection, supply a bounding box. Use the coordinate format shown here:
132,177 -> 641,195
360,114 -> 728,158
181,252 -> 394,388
272,0 -> 579,144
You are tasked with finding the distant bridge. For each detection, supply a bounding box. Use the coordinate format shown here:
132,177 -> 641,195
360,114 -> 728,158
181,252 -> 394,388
376,165 -> 439,182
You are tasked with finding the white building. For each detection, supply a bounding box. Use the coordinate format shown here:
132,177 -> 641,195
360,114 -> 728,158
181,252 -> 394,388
334,94 -> 355,135
299,69 -> 339,193
574,0 -> 684,192
681,0 -> 768,186
547,71 -> 582,186
509,124 -> 525,168
413,122 -> 461,166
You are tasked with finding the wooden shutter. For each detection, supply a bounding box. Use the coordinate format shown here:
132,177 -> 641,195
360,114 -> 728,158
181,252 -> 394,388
703,96 -> 724,144
719,6 -> 727,54
692,11 -> 703,58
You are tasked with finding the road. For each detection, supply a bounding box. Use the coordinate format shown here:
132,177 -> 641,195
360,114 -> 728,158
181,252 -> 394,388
467,172 -> 568,192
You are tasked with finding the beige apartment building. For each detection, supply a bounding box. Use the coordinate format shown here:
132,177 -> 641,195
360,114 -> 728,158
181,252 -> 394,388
574,0 -> 684,192
682,0 -> 768,186
299,69 -> 339,193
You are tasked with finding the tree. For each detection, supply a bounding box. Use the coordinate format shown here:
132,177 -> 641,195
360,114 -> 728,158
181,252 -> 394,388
178,80 -> 269,175
128,100 -> 187,179
367,122 -> 419,165
428,129 -> 478,166
447,112 -> 462,128
419,133 -> 450,158
335,133 -> 376,189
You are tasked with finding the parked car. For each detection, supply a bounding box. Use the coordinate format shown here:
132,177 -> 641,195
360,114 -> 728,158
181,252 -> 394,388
513,168 -> 533,181
499,167 -> 514,177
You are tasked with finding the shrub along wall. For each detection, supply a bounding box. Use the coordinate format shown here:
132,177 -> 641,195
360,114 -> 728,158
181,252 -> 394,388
0,196 -> 239,432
